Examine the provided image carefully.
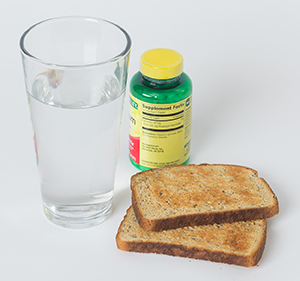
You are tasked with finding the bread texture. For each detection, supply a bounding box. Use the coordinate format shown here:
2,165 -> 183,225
116,206 -> 267,267
131,164 -> 279,231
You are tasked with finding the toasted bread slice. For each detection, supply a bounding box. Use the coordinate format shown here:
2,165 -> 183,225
131,164 -> 279,231
116,206 -> 267,267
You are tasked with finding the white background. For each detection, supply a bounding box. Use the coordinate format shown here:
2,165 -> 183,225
1,1 -> 299,280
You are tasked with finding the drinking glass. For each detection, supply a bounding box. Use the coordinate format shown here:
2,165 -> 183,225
20,16 -> 131,228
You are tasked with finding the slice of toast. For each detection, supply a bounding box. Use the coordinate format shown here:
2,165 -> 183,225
131,164 -> 279,231
116,206 -> 267,267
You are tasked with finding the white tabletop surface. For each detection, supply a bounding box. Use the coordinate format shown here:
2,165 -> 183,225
1,1 -> 299,280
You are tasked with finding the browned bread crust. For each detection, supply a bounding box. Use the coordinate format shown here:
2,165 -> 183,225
116,207 -> 267,267
131,164 -> 279,231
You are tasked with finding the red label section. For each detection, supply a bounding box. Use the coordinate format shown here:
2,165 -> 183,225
129,135 -> 140,164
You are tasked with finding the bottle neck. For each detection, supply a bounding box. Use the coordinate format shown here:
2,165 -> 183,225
141,73 -> 181,89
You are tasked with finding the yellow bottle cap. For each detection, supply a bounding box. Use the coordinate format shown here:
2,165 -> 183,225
140,48 -> 183,79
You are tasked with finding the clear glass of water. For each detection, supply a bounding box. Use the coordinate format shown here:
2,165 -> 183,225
20,16 -> 131,229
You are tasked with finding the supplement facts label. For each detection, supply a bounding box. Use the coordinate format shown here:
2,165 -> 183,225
129,93 -> 192,169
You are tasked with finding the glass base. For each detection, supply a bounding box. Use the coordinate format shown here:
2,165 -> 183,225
43,199 -> 112,229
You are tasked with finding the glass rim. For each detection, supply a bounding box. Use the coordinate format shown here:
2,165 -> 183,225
19,16 -> 132,68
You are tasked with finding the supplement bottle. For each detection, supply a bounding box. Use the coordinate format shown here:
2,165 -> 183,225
129,48 -> 192,170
